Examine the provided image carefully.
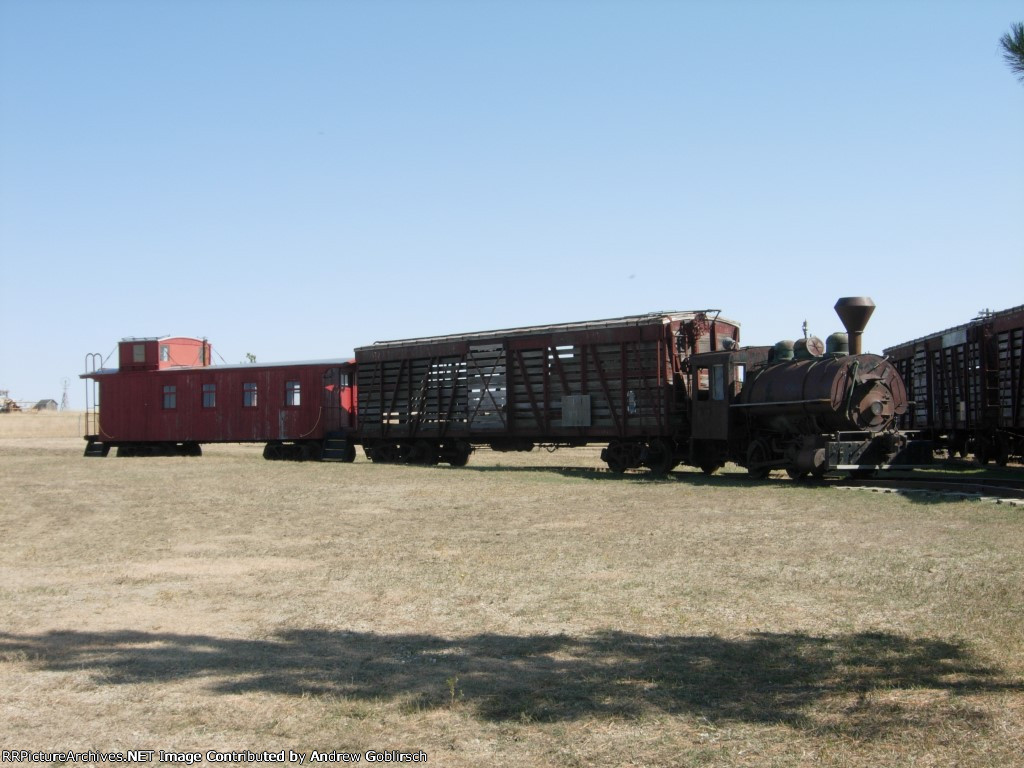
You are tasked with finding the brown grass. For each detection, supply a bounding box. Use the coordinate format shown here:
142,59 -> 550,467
1,433 -> 1022,766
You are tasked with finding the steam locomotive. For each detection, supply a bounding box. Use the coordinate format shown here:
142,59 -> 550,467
82,297 -> 929,477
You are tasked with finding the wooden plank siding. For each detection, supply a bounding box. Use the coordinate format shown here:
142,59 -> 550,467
884,304 -> 1024,436
355,312 -> 740,445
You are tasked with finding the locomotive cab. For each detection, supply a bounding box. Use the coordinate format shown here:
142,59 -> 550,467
687,347 -> 770,474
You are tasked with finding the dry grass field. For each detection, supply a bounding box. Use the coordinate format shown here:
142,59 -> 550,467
1,421 -> 1022,766
0,411 -> 85,438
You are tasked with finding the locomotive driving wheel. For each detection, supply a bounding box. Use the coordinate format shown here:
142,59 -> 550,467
746,439 -> 771,480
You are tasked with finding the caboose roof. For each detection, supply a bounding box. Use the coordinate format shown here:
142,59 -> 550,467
82,358 -> 352,378
358,310 -> 739,351
119,336 -> 204,342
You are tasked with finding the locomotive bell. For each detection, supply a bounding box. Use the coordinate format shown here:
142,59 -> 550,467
834,297 -> 875,355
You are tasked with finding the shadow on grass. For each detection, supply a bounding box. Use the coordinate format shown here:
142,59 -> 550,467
457,463 -> 763,487
459,464 -> 1024,503
2,629 -> 1019,734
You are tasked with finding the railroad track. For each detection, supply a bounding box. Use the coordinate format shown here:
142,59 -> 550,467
835,474 -> 1024,500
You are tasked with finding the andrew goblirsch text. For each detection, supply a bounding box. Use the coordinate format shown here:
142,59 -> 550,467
1,751 -> 427,764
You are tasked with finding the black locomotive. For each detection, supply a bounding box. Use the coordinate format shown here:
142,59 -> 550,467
682,298 -> 927,478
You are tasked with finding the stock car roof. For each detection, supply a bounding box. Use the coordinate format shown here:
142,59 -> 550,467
358,310 -> 739,351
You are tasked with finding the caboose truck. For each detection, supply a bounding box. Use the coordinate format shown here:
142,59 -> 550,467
686,297 -> 932,479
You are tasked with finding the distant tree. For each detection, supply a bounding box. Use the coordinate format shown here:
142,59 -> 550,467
1001,22 -> 1024,83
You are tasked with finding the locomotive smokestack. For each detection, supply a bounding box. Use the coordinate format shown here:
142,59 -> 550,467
834,297 -> 875,355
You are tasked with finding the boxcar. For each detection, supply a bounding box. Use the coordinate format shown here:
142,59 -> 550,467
884,305 -> 1024,465
354,311 -> 740,471
82,336 -> 357,460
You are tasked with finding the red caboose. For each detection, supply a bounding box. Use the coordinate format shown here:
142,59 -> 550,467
82,337 -> 357,460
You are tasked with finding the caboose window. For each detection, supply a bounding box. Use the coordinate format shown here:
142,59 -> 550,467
202,383 -> 216,408
286,380 -> 301,406
243,382 -> 257,407
160,345 -> 170,362
133,344 -> 146,363
163,385 -> 176,409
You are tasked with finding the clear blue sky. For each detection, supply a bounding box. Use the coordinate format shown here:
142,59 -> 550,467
1,0 -> 1021,409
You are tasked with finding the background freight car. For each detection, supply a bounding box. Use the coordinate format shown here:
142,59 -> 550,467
884,304 -> 1024,465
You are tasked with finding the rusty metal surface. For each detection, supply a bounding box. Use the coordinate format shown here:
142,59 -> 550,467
736,353 -> 908,434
